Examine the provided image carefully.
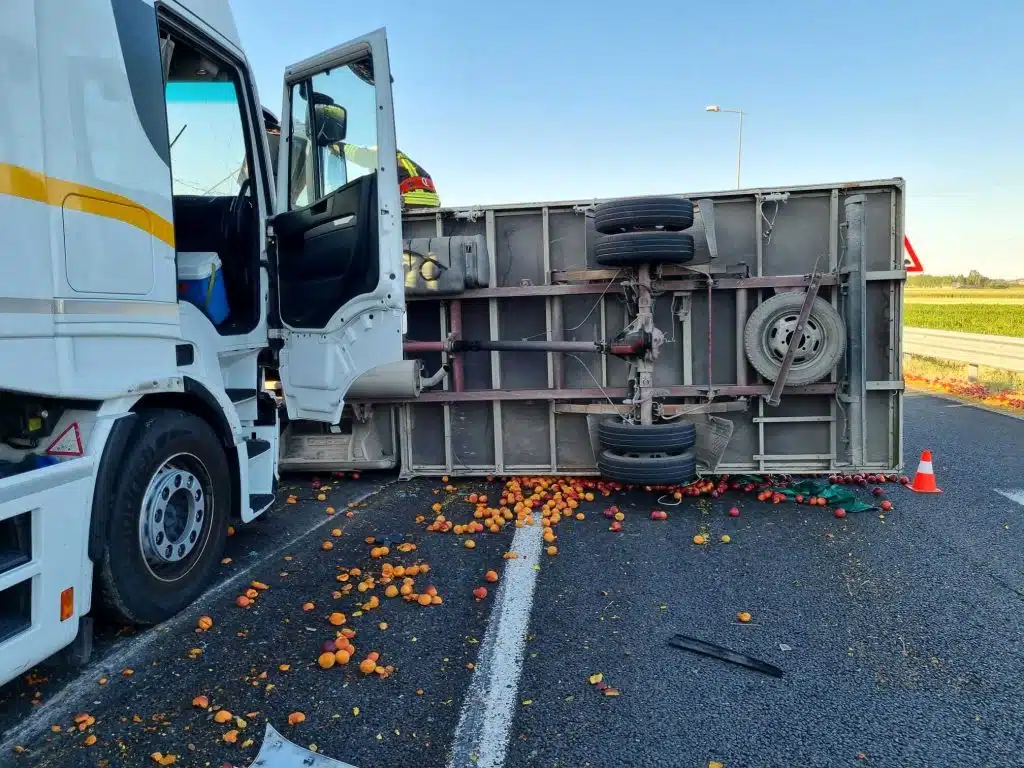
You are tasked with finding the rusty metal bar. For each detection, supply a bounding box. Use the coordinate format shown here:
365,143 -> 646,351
404,340 -> 446,353
449,299 -> 465,392
355,382 -> 836,404
405,273 -> 837,301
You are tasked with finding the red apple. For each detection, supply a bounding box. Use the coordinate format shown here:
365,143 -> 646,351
728,507 -> 740,518
880,500 -> 893,511
834,508 -> 847,518
473,587 -> 488,600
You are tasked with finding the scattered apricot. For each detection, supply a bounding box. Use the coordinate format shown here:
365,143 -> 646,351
287,711 -> 306,726
385,585 -> 399,598
693,535 -> 707,545
191,695 -> 209,708
328,612 -> 346,626
302,602 -> 315,612
251,581 -> 269,591
473,586 -> 488,600
334,649 -> 351,665
464,539 -> 476,549
546,545 -> 558,556
321,540 -> 333,551
196,616 -> 213,631
737,611 -> 752,623
214,710 -> 233,724
417,594 -> 432,606
484,570 -> 499,583
359,659 -> 376,675
83,734 -> 98,746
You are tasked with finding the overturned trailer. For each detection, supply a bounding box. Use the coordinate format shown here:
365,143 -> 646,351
279,178 -> 906,479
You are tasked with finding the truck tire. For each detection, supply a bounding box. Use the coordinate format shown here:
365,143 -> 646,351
595,231 -> 695,267
96,410 -> 230,625
743,292 -> 847,386
594,197 -> 694,234
597,449 -> 697,485
598,418 -> 695,454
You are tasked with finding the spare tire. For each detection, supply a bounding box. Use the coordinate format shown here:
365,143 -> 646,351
743,292 -> 847,385
597,449 -> 697,485
594,197 -> 694,234
598,418 -> 695,455
595,231 -> 695,267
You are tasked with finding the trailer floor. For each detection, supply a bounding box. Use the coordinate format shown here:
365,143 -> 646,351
2,394 -> 1023,767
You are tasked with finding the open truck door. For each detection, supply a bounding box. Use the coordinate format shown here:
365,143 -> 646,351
272,29 -> 404,423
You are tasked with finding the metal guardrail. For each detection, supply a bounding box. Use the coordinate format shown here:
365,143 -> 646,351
903,327 -> 1024,372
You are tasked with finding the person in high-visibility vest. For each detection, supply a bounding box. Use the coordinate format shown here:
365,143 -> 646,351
261,106 -> 439,210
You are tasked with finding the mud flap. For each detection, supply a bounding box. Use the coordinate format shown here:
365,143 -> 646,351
249,723 -> 358,767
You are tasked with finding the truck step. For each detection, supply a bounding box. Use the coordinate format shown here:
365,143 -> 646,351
249,493 -> 275,514
245,438 -> 271,458
0,550 -> 30,576
226,388 -> 257,403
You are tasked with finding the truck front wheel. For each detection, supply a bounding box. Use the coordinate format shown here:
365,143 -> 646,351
97,410 -> 230,624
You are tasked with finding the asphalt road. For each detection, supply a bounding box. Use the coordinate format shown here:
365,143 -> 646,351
2,392 -> 1022,768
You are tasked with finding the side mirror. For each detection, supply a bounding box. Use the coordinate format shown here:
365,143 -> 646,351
313,102 -> 347,145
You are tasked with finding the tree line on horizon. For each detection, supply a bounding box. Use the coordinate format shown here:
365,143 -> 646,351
908,270 -> 1024,288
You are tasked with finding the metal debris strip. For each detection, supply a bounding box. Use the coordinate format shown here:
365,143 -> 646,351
666,634 -> 784,678
250,723 -> 359,768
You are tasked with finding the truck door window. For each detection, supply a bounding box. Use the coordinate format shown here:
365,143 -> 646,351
165,81 -> 249,197
287,55 -> 378,209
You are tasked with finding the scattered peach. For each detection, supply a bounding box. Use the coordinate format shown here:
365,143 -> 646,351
737,611 -> 752,623
192,695 -> 209,708
196,616 -> 213,631
287,711 -> 306,726
214,710 -> 233,724
484,570 -> 499,583
473,586 -> 488,600
328,612 -> 346,626
321,540 -> 333,551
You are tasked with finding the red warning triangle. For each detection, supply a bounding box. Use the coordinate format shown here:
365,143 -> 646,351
904,235 -> 923,273
46,423 -> 83,456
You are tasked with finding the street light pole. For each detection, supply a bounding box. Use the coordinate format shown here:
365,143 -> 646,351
705,105 -> 745,189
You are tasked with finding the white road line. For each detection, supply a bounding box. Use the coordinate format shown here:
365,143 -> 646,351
0,486 -> 384,754
447,521 -> 544,768
995,489 -> 1024,507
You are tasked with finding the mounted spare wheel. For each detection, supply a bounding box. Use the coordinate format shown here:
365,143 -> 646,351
743,292 -> 847,386
595,231 -> 695,267
594,196 -> 694,234
598,417 -> 695,454
96,410 -> 230,624
597,449 -> 697,485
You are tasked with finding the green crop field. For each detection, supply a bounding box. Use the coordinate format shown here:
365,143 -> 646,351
903,303 -> 1024,338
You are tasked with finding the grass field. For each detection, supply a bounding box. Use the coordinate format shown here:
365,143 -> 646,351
904,287 -> 1024,338
903,303 -> 1024,337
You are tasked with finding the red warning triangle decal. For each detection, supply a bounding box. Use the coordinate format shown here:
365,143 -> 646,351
46,423 -> 83,456
904,235 -> 923,273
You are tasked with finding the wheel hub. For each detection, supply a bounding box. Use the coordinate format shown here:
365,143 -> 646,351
765,312 -> 823,364
140,463 -> 205,565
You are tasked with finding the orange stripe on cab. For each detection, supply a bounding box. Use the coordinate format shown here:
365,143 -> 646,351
0,162 -> 175,247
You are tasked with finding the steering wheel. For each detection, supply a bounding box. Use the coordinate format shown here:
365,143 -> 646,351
228,176 -> 252,241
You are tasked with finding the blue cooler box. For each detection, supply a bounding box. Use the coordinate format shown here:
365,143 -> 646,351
177,251 -> 230,325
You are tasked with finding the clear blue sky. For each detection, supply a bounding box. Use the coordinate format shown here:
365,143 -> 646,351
232,0 -> 1024,278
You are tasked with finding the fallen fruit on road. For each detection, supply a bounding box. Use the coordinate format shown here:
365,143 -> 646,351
737,611 -> 752,623
484,570 -> 499,583
609,521 -> 622,532
720,534 -> 731,544
693,535 -> 707,545
321,540 -> 333,551
196,616 -> 213,631
83,734 -> 97,746
880,500 -> 893,511
191,695 -> 209,708
223,729 -> 239,743
588,672 -> 604,685
302,602 -> 315,612
318,652 -> 336,669
235,596 -> 250,608
546,545 -> 558,556
834,508 -> 847,519
728,507 -> 740,517
359,658 -> 376,675
328,612 -> 346,626
287,712 -> 306,725
464,539 -> 476,549
473,587 -> 488,600
334,650 -> 351,665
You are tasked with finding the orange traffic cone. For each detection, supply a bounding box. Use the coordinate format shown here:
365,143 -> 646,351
909,450 -> 942,493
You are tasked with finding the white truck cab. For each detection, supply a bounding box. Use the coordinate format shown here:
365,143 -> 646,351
0,0 -> 405,685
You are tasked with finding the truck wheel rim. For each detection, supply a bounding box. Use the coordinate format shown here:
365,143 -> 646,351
763,311 -> 824,367
139,452 -> 212,582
